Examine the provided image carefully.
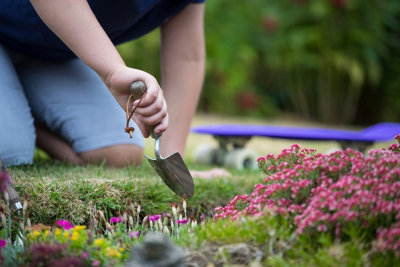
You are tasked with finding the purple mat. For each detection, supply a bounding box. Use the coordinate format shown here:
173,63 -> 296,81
191,122 -> 400,142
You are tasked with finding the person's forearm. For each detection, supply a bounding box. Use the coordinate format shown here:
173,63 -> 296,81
29,0 -> 124,82
30,0 -> 169,136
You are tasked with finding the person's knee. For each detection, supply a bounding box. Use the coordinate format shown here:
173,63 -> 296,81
1,127 -> 36,167
79,144 -> 143,168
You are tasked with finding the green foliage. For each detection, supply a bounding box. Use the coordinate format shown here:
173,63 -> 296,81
201,0 -> 278,117
3,159 -> 259,226
251,0 -> 400,123
191,142 -> 400,265
267,234 -> 400,267
117,1 -> 400,124
189,214 -> 293,249
2,143 -> 400,265
117,30 -> 161,79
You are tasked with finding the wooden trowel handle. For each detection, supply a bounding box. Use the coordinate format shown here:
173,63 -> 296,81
129,81 -> 158,139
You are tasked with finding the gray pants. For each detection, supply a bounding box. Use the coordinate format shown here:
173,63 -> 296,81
0,44 -> 143,167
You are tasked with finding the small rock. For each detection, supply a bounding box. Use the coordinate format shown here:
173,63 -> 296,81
126,233 -> 185,267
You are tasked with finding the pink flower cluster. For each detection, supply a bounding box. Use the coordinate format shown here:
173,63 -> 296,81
149,215 -> 161,222
377,222 -> 400,257
110,217 -> 121,224
57,220 -> 74,230
214,143 -> 400,255
129,230 -> 141,238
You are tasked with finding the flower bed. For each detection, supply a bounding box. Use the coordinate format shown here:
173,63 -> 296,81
0,195 -> 200,266
215,135 -> 400,260
1,136 -> 399,265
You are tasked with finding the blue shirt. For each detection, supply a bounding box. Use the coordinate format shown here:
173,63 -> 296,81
0,0 -> 204,61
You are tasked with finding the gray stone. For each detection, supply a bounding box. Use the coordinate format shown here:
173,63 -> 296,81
126,233 -> 185,267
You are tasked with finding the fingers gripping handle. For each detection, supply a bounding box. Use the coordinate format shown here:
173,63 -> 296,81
129,81 -> 158,139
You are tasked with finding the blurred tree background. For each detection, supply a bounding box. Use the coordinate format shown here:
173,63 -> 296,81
118,0 -> 400,125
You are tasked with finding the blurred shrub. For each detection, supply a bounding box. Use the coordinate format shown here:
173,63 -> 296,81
263,0 -> 400,123
118,0 -> 400,124
117,2 -> 279,119
117,30 -> 161,79
240,0 -> 400,124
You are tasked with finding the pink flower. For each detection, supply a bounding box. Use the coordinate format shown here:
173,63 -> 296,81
0,239 -> 6,247
213,143 -> 400,254
110,217 -> 121,224
129,231 -> 140,238
81,251 -> 90,260
149,215 -> 161,222
92,259 -> 101,267
291,144 -> 300,151
0,170 -> 11,193
57,220 -> 74,230
177,219 -> 188,225
317,224 -> 328,232
257,157 -> 266,169
257,156 -> 266,163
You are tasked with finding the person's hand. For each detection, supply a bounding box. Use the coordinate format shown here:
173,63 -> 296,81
29,0 -> 167,138
104,66 -> 168,137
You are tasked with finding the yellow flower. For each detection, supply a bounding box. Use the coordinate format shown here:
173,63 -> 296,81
44,230 -> 50,237
63,232 -> 69,238
119,247 -> 124,252
94,238 -> 104,246
105,247 -> 121,258
74,225 -> 86,231
29,230 -> 41,239
55,228 -> 61,236
70,231 -> 79,241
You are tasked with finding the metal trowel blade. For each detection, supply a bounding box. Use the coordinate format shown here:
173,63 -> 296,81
146,152 -> 194,198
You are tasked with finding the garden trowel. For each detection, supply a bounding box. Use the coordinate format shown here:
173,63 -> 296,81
130,81 -> 195,198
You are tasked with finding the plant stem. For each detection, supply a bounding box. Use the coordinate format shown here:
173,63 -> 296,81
6,198 -> 11,243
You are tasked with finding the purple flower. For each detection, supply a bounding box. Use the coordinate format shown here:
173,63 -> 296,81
0,239 -> 6,248
110,217 -> 121,224
149,215 -> 161,222
129,230 -> 140,238
81,251 -> 90,260
57,220 -> 74,230
0,170 -> 11,193
200,214 -> 205,222
30,243 -> 68,257
92,259 -> 101,267
177,219 -> 188,225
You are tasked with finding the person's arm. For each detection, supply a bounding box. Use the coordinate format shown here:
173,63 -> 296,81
160,3 -> 206,156
29,0 -> 168,136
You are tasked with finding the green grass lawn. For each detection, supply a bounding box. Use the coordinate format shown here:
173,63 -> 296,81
2,114 -> 398,266
5,113 -> 395,226
9,158 -> 263,226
